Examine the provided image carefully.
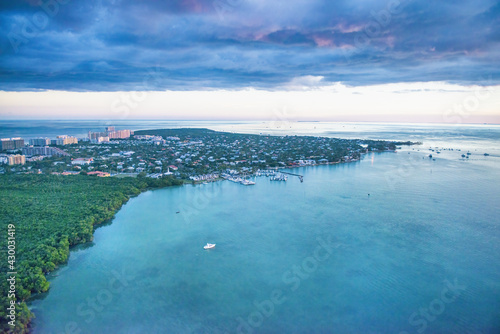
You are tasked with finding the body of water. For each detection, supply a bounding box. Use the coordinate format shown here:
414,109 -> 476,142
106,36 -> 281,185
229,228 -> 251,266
13,121 -> 500,333
1,120 -> 499,151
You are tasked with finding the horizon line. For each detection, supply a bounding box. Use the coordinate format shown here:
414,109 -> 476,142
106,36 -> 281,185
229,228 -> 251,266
0,119 -> 499,126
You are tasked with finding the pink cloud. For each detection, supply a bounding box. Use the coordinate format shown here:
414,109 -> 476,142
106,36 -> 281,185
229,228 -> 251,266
334,23 -> 364,33
181,0 -> 211,13
313,36 -> 334,47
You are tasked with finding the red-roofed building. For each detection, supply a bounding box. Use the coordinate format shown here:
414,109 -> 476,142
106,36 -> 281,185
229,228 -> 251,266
87,171 -> 111,177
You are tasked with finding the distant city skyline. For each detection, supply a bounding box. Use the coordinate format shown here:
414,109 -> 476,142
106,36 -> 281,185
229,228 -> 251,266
0,1 -> 499,123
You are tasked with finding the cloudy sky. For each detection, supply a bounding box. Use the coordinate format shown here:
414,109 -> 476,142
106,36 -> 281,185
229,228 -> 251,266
0,0 -> 499,122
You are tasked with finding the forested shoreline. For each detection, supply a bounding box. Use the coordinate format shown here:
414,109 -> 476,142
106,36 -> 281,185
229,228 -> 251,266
0,174 -> 182,333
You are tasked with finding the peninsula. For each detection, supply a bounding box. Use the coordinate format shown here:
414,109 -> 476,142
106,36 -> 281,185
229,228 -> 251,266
0,128 -> 415,333
1,128 -> 415,181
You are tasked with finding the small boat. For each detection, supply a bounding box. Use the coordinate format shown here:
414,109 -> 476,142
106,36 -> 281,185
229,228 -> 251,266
204,243 -> 216,249
176,211 -> 180,214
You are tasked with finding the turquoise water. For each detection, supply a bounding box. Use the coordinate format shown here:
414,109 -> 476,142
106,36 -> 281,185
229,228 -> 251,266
29,139 -> 500,333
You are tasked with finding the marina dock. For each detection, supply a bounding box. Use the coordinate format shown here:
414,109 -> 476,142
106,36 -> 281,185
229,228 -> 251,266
278,170 -> 304,182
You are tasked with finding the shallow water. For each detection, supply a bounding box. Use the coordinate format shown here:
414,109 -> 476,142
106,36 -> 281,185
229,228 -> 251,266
29,136 -> 500,333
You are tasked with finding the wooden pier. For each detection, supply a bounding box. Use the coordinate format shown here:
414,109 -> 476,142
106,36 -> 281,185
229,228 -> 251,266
278,170 -> 304,182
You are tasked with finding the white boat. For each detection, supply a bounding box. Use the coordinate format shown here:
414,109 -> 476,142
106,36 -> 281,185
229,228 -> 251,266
204,243 -> 216,249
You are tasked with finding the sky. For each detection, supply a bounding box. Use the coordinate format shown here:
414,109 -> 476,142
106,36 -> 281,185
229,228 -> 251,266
0,0 -> 499,122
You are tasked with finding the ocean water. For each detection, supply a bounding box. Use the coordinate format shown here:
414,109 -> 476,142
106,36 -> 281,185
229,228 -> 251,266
0,120 -> 247,140
1,120 -> 499,148
16,122 -> 500,333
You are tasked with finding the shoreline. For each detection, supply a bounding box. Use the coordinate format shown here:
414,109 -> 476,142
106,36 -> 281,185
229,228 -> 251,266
12,140 -> 410,332
23,146 -> 422,333
0,176 -> 182,334
187,149 -> 398,185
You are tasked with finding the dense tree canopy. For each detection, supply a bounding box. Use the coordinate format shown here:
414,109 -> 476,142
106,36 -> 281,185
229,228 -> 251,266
0,174 -> 182,333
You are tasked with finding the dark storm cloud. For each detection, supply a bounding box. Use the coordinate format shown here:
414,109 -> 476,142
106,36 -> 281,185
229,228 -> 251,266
0,0 -> 499,91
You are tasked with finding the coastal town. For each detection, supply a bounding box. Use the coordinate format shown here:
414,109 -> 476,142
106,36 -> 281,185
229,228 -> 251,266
0,126 -> 410,183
